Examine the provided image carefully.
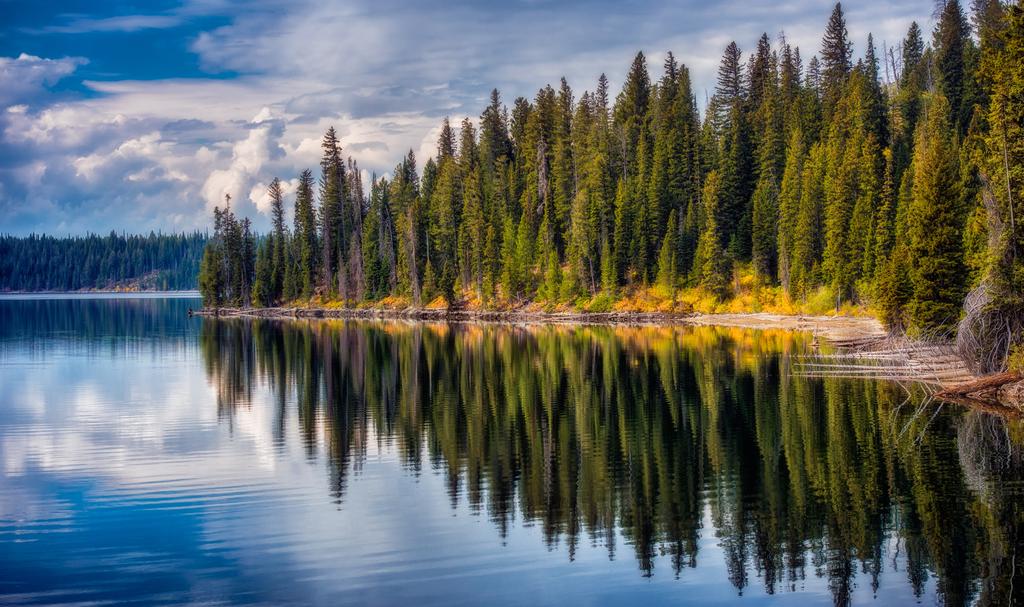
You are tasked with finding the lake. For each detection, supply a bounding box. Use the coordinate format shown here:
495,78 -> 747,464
1,295 -> 1021,606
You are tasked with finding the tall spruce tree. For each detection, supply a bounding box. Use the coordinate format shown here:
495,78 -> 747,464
909,94 -> 966,334
820,3 -> 852,118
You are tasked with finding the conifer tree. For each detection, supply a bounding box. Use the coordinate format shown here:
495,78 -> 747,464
437,118 -> 456,160
612,178 -> 633,284
934,0 -> 972,134
294,169 -> 318,298
715,42 -> 745,126
877,244 -> 913,333
318,127 -> 345,294
693,172 -> 731,298
777,128 -> 805,292
908,94 -> 966,334
429,157 -> 459,301
656,209 -> 679,292
252,239 -> 272,307
613,52 -> 651,177
872,148 -> 897,280
751,176 -> 779,281
600,236 -> 616,295
820,3 -> 852,117
268,177 -> 287,302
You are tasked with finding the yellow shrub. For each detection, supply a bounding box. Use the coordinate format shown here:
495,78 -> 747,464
1008,345 -> 1024,374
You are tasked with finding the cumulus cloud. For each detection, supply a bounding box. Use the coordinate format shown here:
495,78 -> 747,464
0,0 -> 935,234
201,108 -> 286,215
249,177 -> 299,216
0,53 -> 86,106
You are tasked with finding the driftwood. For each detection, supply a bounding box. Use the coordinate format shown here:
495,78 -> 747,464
936,372 -> 1024,411
797,335 -> 978,388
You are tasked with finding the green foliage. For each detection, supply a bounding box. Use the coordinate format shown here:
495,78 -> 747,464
693,172 -> 732,298
251,238 -> 272,307
1007,344 -> 1024,374
751,177 -> 779,281
1,231 -> 206,292
908,94 -> 966,334
186,5 -> 1022,371
656,210 -> 679,292
876,245 -> 913,333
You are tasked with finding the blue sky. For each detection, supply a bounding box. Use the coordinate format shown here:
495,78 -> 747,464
0,0 -> 935,235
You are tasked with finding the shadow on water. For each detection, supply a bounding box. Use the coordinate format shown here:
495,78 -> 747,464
200,318 -> 1024,606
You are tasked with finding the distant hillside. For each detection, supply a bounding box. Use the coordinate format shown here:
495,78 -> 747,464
0,232 -> 207,292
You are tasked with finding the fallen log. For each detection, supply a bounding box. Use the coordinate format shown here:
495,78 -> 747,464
935,372 -> 1024,410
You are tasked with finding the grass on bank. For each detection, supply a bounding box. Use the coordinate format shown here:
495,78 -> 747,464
288,262 -> 871,319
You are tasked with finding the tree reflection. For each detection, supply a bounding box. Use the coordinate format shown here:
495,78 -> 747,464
200,319 -> 1024,606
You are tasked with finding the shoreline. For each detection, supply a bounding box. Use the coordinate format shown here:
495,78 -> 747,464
194,305 -> 1024,413
192,305 -> 885,341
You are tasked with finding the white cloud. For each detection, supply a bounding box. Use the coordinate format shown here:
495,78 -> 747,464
31,14 -> 184,34
201,109 -> 287,215
249,177 -> 299,215
0,0 -> 936,234
0,53 -> 86,106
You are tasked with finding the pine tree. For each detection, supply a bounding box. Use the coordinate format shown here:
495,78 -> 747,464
252,238 -> 272,307
862,34 -> 888,144
872,148 -> 897,281
294,169 -> 318,298
600,236 -> 616,295
612,178 -> 633,285
656,209 -> 679,292
935,0 -> 972,134
777,127 -> 805,291
715,42 -> 745,118
877,244 -> 913,333
717,104 -> 754,257
908,94 -> 966,334
791,144 -> 826,298
480,89 -> 512,165
437,117 -> 456,161
429,157 -> 459,302
460,167 -> 486,295
540,249 -> 561,303
613,52 -> 651,176
500,215 -> 519,300
820,3 -> 852,118
895,22 -> 926,176
268,177 -> 287,302
318,127 -> 345,294
751,176 -> 779,281
693,171 -> 731,298
198,243 -> 223,307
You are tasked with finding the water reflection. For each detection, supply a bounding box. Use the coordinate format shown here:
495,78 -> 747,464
200,318 -> 1024,606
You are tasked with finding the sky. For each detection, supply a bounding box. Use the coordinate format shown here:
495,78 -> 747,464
0,0 -> 937,236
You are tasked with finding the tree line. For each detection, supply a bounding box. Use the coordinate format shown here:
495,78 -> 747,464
200,1 -> 1024,371
1,231 -> 207,291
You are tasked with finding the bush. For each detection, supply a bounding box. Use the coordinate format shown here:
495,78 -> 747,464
1008,345 -> 1024,374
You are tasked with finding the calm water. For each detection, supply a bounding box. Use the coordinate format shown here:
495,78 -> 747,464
1,295 -> 1022,606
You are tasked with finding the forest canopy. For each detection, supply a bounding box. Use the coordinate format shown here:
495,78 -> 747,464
200,1 -> 1024,372
2,232 -> 207,291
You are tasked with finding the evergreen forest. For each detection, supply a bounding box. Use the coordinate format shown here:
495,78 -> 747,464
2,231 -> 207,292
199,1 -> 1024,372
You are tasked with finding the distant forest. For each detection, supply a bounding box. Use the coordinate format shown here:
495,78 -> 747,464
200,1 -> 1023,372
1,232 -> 207,291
